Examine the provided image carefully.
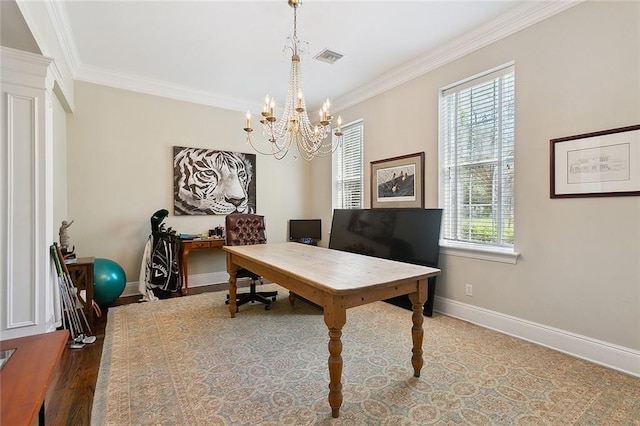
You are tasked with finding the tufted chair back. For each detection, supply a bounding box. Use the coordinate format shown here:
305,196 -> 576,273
225,214 -> 267,247
224,213 -> 276,311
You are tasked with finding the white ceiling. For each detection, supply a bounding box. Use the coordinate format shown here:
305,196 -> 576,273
47,1 -> 570,113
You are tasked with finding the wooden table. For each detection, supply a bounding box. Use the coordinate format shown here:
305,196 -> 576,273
223,242 -> 441,418
180,238 -> 225,293
0,330 -> 68,426
67,257 -> 95,326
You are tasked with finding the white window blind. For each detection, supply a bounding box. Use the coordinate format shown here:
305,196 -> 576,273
440,65 -> 515,248
334,120 -> 364,209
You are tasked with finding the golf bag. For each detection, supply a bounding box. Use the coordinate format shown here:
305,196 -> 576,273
139,209 -> 182,301
149,227 -> 181,291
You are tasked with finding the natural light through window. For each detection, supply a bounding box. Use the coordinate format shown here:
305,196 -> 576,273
333,120 -> 364,210
439,64 -> 517,262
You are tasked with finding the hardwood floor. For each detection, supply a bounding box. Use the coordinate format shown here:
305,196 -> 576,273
44,284 -> 224,426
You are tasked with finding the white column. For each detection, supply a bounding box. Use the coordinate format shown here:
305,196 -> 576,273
1,47 -> 55,339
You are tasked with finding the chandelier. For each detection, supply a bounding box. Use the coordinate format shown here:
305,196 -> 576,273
243,0 -> 343,161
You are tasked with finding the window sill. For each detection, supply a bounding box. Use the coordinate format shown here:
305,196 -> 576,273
439,240 -> 520,264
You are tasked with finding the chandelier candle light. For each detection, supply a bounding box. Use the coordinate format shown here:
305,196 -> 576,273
243,0 -> 343,161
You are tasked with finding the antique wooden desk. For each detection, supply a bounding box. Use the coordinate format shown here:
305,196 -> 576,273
180,238 -> 225,293
0,330 -> 68,425
223,242 -> 441,418
66,257 -> 95,326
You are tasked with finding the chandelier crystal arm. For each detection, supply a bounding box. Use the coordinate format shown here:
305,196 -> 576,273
243,0 -> 343,160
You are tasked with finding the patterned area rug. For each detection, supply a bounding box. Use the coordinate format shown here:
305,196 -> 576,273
92,284 -> 640,425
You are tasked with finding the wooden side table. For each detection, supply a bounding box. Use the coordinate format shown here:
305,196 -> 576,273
0,330 -> 68,426
180,238 -> 225,294
66,257 -> 95,326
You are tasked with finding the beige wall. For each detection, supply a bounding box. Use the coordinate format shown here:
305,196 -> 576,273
63,1 -> 639,353
67,82 -> 310,283
313,1 -> 640,350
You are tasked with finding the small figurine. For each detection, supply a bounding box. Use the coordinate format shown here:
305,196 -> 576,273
59,220 -> 75,252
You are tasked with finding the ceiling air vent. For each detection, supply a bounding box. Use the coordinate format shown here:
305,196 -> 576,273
314,49 -> 343,65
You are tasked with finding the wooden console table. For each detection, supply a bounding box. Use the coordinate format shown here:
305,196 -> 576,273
66,257 -> 95,326
0,330 -> 68,425
180,238 -> 225,294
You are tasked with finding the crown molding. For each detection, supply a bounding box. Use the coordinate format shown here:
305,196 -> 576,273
0,45 -> 52,68
332,0 -> 584,112
0,46 -> 53,88
15,0 -> 76,110
50,0 -> 582,113
75,64 -> 255,112
45,0 -> 81,74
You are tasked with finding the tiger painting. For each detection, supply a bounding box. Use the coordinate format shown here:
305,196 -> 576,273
173,147 -> 256,215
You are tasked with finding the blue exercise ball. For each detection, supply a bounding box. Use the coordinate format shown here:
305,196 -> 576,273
93,258 -> 126,306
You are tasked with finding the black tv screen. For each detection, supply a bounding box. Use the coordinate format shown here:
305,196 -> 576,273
289,219 -> 322,240
328,208 -> 442,267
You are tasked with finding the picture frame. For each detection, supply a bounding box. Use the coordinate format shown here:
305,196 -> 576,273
370,152 -> 425,208
550,124 -> 640,198
173,146 -> 257,215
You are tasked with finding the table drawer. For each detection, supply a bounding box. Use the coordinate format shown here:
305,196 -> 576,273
189,241 -> 211,249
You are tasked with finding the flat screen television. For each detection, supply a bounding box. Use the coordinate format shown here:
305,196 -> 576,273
328,209 -> 442,267
289,219 -> 322,241
329,208 -> 442,315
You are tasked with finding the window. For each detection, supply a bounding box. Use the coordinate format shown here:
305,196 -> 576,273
439,65 -> 515,253
333,120 -> 364,209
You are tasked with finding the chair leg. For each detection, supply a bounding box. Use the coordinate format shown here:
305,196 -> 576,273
254,280 -> 278,302
226,278 -> 277,310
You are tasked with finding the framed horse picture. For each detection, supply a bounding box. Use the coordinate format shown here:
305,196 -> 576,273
370,152 -> 425,208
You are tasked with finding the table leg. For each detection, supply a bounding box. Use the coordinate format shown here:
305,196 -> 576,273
408,281 -> 427,378
181,247 -> 189,295
324,303 -> 346,418
228,267 -> 238,318
288,291 -> 296,306
85,262 -> 94,326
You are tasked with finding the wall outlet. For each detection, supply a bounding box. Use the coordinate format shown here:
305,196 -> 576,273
465,284 -> 473,296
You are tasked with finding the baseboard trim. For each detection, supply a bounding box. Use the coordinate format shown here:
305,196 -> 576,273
121,271 -> 230,298
434,296 -> 640,378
